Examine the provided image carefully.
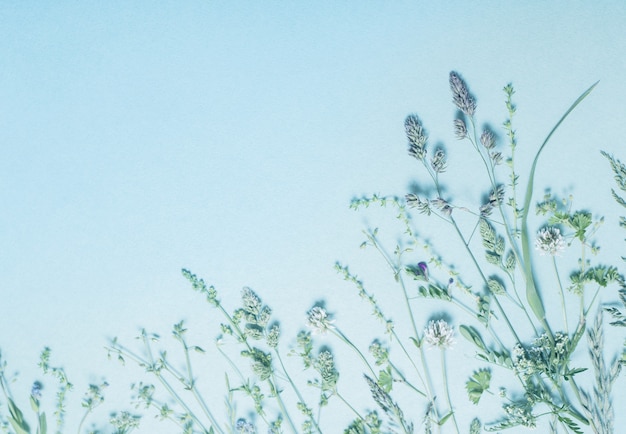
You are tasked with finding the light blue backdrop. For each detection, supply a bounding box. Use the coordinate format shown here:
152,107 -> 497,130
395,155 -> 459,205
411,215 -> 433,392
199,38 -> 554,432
2,2 -> 625,432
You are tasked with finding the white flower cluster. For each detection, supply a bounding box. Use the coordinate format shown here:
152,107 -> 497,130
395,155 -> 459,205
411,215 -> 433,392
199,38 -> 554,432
307,306 -> 335,335
535,227 -> 565,256
424,319 -> 455,349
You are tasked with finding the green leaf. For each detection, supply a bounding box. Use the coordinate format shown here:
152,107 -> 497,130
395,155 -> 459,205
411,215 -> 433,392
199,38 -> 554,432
520,81 -> 598,327
466,369 -> 491,404
459,325 -> 487,351
379,367 -> 393,393
558,415 -> 584,434
569,211 -> 592,241
39,412 -> 47,434
563,367 -> 587,380
438,411 -> 453,425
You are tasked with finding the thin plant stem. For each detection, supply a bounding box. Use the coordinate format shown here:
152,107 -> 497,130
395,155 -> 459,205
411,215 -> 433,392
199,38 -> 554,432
440,349 -> 460,434
552,256 -> 569,333
274,350 -> 322,434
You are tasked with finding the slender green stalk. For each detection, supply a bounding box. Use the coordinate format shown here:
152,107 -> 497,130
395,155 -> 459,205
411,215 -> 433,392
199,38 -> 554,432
440,349 -> 460,434
274,350 -> 322,433
552,256 -> 569,334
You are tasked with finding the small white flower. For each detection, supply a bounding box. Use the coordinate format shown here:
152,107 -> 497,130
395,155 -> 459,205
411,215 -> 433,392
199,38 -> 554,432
535,227 -> 565,256
424,320 -> 455,349
307,306 -> 335,335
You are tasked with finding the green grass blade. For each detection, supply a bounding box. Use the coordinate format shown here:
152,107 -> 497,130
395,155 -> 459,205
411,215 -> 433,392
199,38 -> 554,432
521,81 -> 599,326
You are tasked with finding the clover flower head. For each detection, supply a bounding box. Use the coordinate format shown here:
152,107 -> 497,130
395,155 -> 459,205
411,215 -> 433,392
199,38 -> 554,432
424,319 -> 455,349
307,306 -> 335,335
535,227 -> 565,256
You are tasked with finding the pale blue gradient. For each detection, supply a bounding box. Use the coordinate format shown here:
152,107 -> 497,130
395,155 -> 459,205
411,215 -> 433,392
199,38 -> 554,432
2,1 -> 626,432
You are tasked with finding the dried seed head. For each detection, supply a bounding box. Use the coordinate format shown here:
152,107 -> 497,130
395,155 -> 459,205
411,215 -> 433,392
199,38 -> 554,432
405,114 -> 427,160
449,71 -> 476,116
480,129 -> 495,149
431,197 -> 453,216
405,193 -> 432,215
453,119 -> 467,139
430,149 -> 447,173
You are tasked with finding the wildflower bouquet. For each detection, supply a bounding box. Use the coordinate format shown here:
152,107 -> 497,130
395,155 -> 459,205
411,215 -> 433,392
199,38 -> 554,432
0,348 -> 138,434
105,72 -> 626,433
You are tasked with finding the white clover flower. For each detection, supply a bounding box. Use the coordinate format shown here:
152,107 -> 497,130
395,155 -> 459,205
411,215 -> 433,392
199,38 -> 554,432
535,227 -> 565,256
424,319 -> 455,349
307,306 -> 335,335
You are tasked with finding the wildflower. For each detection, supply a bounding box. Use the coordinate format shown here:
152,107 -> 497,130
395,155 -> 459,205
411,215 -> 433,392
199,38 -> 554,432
424,320 -> 455,349
535,227 -> 565,256
405,114 -> 428,160
236,418 -> 256,433
417,261 -> 429,281
453,119 -> 467,139
307,306 -> 335,335
266,324 -> 280,348
31,381 -> 43,400
449,71 -> 476,116
315,350 -> 339,392
369,340 -> 389,365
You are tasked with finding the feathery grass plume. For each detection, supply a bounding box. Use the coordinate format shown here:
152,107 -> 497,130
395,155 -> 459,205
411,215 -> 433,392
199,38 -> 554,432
580,309 -> 621,434
449,71 -> 476,116
364,375 -> 413,433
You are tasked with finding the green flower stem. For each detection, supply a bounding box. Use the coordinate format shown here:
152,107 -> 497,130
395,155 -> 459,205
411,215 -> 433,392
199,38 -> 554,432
388,360 -> 427,398
336,391 -> 367,423
390,329 -> 430,396
274,350 -> 322,434
178,337 -> 224,432
449,214 -> 522,345
365,231 -> 440,417
331,329 -> 377,379
140,335 -> 219,434
440,349 -> 460,434
214,304 -> 299,434
422,151 -> 525,345
552,256 -> 569,334
216,345 -> 271,426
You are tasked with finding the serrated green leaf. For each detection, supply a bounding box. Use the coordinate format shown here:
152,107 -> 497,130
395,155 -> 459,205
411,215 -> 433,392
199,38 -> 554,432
379,367 -> 393,393
466,370 -> 491,404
